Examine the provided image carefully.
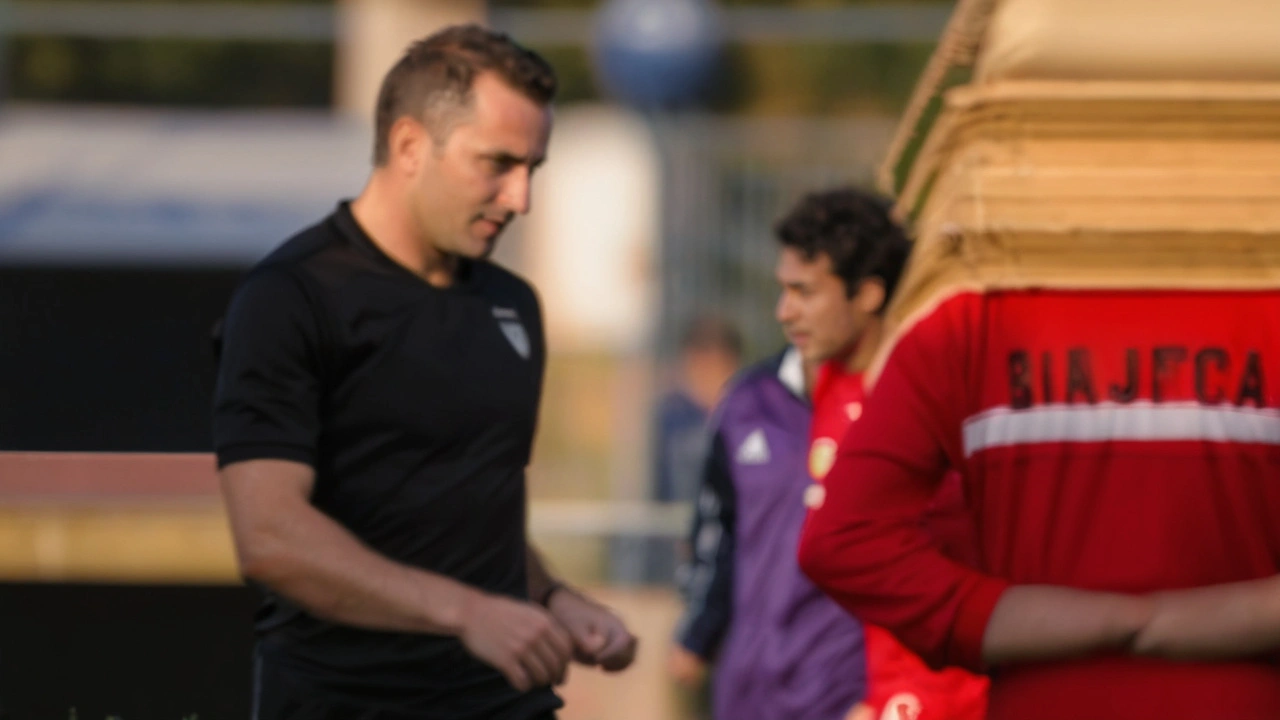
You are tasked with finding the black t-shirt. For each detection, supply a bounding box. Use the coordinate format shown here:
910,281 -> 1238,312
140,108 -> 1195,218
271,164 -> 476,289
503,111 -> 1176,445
212,202 -> 560,719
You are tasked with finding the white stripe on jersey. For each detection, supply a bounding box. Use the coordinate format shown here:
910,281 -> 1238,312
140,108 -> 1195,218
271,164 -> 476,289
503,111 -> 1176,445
962,401 -> 1280,457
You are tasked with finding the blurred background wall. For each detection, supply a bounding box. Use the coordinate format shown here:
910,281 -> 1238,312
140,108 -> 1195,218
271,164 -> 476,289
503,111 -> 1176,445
0,1 -> 948,718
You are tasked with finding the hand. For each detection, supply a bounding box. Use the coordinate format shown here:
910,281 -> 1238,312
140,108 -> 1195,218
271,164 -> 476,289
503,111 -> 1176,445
1133,577 -> 1280,660
457,591 -> 575,692
666,644 -> 707,688
547,587 -> 638,671
982,585 -> 1155,666
843,702 -> 875,720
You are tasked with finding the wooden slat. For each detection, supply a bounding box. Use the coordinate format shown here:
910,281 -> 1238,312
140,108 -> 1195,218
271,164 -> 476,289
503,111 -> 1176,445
0,452 -> 234,582
0,453 -> 694,583
0,504 -> 239,583
0,452 -> 219,499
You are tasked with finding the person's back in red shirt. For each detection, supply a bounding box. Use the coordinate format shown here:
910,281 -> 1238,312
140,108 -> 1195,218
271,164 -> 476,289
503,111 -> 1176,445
801,289 -> 1280,720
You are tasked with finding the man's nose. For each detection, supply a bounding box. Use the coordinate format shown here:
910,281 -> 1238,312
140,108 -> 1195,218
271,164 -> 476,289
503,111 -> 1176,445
497,167 -> 532,216
775,293 -> 795,324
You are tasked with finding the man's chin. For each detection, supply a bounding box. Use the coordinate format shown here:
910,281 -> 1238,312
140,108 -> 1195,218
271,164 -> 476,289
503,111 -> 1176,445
475,237 -> 498,259
801,347 -> 835,366
459,234 -> 498,260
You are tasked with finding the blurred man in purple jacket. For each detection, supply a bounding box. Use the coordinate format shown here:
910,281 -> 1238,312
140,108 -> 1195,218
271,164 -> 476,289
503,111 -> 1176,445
669,346 -> 866,720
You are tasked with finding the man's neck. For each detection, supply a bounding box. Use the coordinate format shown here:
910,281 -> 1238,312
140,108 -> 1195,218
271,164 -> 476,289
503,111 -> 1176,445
843,317 -> 884,374
802,360 -> 820,398
350,176 -> 457,288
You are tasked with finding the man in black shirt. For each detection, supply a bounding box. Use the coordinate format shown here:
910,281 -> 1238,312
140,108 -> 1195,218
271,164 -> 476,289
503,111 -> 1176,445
213,25 -> 637,720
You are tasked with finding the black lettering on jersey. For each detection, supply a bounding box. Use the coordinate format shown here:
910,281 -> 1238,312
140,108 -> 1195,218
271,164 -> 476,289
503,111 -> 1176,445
1237,351 -> 1265,407
1152,346 -> 1188,403
1066,348 -> 1096,404
1007,347 -> 1269,410
1009,351 -> 1033,409
1108,349 -> 1140,404
1041,351 -> 1054,404
1194,348 -> 1229,404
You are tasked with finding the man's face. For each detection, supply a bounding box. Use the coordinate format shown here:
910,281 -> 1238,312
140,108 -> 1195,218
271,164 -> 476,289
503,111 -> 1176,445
410,72 -> 552,260
774,247 -> 878,365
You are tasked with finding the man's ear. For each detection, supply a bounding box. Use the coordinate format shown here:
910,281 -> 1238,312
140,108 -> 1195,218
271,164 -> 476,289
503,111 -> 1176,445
855,278 -> 886,315
387,116 -> 428,175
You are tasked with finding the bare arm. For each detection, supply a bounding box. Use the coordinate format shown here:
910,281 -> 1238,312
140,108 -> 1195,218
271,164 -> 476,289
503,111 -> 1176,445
988,576 -> 1280,665
220,458 -> 574,690
220,458 -> 477,634
1134,575 -> 1280,660
982,585 -> 1154,666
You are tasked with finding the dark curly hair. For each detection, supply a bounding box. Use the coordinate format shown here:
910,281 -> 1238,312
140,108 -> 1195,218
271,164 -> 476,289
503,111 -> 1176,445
773,188 -> 911,309
373,24 -> 558,165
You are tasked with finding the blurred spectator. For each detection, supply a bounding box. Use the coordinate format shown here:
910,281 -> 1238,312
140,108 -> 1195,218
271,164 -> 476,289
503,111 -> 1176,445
654,314 -> 744,592
654,315 -> 745,504
608,315 -> 742,590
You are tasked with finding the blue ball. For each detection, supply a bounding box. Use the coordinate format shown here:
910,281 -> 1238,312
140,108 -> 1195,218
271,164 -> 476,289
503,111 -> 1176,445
591,0 -> 724,110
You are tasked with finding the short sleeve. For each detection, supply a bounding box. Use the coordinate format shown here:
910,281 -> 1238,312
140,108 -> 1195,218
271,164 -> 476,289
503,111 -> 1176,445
212,267 -> 325,469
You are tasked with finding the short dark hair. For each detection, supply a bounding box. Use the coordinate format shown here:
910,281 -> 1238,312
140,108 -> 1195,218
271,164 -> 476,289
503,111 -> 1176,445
372,24 -> 558,165
680,314 -> 744,359
774,188 -> 911,307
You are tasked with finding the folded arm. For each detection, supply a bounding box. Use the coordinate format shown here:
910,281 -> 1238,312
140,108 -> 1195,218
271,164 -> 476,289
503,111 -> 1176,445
1133,575 -> 1280,661
798,309 -> 1157,671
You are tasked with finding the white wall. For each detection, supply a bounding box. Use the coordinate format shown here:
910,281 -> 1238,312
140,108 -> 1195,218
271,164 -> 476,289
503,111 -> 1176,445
523,104 -> 661,355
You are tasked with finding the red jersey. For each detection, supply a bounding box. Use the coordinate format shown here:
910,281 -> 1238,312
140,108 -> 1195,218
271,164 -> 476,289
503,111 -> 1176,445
809,360 -> 988,720
800,290 -> 1280,720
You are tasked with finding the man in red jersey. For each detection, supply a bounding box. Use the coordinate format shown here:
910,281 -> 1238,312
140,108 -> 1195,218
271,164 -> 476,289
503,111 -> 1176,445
776,188 -> 988,720
799,277 -> 1280,719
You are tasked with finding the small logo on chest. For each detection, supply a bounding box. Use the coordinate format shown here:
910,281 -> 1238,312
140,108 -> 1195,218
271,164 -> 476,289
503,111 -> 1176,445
493,306 -> 531,360
808,437 -> 838,481
736,428 -> 771,465
845,402 -> 863,422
